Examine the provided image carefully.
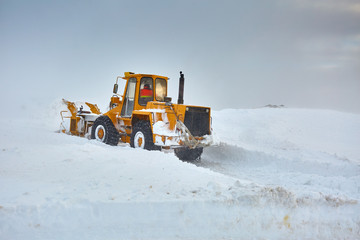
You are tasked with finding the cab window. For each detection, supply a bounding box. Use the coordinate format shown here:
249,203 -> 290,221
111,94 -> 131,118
155,78 -> 167,101
139,77 -> 153,106
121,78 -> 137,117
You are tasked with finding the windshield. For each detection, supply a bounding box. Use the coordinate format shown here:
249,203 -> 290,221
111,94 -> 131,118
155,78 -> 167,101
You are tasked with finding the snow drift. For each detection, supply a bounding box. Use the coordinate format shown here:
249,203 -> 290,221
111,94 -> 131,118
0,103 -> 359,239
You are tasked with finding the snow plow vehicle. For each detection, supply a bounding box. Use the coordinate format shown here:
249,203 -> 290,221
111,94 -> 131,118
60,72 -> 212,161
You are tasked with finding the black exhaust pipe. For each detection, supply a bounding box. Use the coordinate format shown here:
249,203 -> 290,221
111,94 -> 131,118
178,71 -> 185,104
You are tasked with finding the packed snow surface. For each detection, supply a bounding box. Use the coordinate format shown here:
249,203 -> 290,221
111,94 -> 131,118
1,104 -> 360,239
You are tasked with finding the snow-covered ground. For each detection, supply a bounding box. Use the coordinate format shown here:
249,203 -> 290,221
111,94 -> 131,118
1,103 -> 359,239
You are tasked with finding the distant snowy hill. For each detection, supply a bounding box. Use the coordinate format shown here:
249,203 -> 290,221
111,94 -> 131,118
1,105 -> 359,239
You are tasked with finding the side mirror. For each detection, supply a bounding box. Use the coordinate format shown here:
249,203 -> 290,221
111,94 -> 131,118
113,84 -> 118,94
164,97 -> 172,103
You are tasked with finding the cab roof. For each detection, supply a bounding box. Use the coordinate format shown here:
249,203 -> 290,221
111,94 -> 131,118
122,72 -> 169,80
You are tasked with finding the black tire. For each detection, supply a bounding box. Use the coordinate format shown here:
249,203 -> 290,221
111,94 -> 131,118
91,115 -> 119,146
130,121 -> 156,150
174,147 -> 203,161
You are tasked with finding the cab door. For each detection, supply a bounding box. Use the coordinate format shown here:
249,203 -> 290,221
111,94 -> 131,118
121,77 -> 137,117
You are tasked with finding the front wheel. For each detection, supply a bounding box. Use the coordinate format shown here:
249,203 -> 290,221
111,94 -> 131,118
90,115 -> 119,146
130,121 -> 156,150
174,147 -> 203,161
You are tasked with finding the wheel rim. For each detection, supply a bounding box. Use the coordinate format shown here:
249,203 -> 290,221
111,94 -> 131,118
134,131 -> 145,148
95,125 -> 106,141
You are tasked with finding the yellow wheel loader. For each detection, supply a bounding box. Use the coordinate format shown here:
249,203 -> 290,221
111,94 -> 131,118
60,71 -> 212,161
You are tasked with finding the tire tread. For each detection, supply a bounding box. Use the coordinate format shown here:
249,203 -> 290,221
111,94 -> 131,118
91,115 -> 119,146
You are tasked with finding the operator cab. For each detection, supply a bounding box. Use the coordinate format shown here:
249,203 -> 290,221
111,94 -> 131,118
113,72 -> 170,118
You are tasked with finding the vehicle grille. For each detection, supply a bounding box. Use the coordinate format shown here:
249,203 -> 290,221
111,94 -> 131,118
183,107 -> 210,137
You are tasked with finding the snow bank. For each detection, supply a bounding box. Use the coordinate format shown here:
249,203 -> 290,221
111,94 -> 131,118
211,108 -> 360,162
1,106 -> 359,239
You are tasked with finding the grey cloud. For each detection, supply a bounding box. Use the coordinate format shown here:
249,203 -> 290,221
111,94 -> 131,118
0,0 -> 359,115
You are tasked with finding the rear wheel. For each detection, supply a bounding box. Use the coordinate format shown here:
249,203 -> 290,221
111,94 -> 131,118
91,115 -> 119,146
174,147 -> 203,161
130,121 -> 156,150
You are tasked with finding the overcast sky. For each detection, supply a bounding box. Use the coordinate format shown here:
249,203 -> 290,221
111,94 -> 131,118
1,0 -> 359,115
